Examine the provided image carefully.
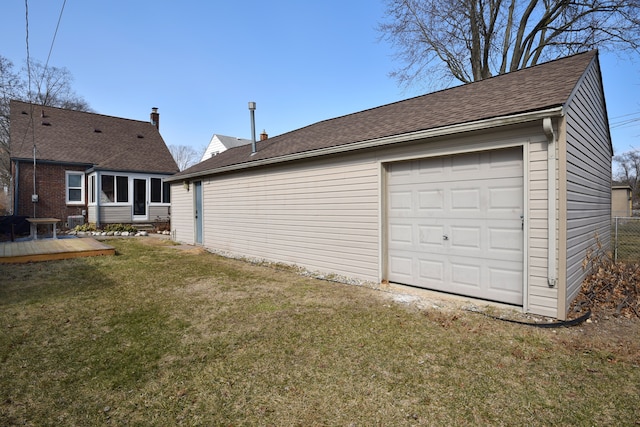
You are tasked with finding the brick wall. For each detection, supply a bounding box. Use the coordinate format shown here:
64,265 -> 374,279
14,161 -> 87,225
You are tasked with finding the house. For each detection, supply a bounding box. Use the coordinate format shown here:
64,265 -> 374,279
200,134 -> 254,161
612,185 -> 632,217
167,50 -> 612,320
10,101 -> 179,227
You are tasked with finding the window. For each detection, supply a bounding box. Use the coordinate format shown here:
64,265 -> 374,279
101,175 -> 115,203
151,178 -> 170,203
163,181 -> 171,203
66,171 -> 85,204
101,174 -> 129,203
116,176 -> 128,202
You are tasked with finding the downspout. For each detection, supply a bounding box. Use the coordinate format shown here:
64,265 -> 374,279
13,161 -> 20,215
95,171 -> 101,228
543,118 -> 557,288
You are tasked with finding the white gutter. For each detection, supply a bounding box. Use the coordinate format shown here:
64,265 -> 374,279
167,106 -> 564,182
543,117 -> 558,288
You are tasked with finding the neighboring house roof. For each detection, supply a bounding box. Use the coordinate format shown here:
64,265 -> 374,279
172,50 -> 601,181
10,100 -> 179,174
201,134 -> 252,161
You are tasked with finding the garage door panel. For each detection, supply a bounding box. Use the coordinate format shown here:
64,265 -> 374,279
418,225 -> 445,247
489,227 -> 523,253
387,147 -> 523,306
418,259 -> 445,283
389,190 -> 413,212
389,254 -> 414,280
450,226 -> 481,249
389,223 -> 413,245
489,267 -> 523,293
418,189 -> 444,211
450,262 -> 482,288
452,152 -> 482,172
451,189 -> 481,210
489,184 -> 524,211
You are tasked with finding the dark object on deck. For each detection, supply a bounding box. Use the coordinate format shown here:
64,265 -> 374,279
0,216 -> 30,242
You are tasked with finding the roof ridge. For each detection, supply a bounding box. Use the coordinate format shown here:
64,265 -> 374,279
10,99 -> 154,126
271,50 -> 597,139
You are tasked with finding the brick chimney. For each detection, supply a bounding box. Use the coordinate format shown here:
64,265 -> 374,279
150,107 -> 159,130
260,129 -> 268,141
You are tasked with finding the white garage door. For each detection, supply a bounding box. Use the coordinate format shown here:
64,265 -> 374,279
386,147 -> 523,305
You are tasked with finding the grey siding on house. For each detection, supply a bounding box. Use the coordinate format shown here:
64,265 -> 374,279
88,206 -> 97,224
100,206 -> 133,224
87,206 -> 130,223
564,61 -> 612,309
149,206 -> 171,222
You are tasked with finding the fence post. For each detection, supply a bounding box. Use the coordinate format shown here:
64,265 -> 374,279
614,217 -> 619,263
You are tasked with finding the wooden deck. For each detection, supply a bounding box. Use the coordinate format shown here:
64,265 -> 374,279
0,237 -> 115,264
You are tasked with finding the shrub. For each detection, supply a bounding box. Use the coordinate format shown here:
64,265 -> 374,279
103,223 -> 138,233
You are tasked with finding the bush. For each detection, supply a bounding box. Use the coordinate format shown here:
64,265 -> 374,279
74,223 -> 97,232
103,224 -> 138,233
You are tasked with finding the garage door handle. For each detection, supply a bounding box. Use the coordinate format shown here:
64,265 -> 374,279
443,235 -> 449,241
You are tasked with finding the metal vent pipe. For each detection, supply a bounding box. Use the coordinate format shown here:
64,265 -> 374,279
248,102 -> 257,154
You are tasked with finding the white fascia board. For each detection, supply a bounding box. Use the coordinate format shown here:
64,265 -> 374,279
168,106 -> 564,182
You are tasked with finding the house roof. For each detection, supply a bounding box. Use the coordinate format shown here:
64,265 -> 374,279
10,101 -> 179,174
214,134 -> 253,150
173,50 -> 599,181
201,134 -> 252,161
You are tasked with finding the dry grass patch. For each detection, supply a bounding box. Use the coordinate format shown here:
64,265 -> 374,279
1,238 -> 639,425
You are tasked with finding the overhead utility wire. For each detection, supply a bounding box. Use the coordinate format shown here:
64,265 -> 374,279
44,0 -> 66,70
24,0 -> 38,217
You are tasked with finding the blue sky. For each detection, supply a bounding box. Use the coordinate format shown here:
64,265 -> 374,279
2,0 -> 639,157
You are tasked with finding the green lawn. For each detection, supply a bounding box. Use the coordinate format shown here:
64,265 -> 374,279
1,238 -> 639,426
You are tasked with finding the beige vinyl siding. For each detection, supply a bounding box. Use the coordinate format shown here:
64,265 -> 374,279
171,184 -> 195,245
173,122 -> 567,317
200,155 -> 380,282
527,138 -> 557,317
563,61 -> 612,311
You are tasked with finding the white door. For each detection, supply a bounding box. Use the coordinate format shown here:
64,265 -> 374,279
386,147 -> 524,305
133,178 -> 148,221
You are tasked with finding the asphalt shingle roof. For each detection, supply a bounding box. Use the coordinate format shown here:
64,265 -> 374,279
10,101 -> 179,174
176,50 -> 597,179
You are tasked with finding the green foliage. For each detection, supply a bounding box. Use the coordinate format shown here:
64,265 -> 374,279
102,223 -> 137,233
74,222 -> 96,232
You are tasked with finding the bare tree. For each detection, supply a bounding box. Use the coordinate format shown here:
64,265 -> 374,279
24,60 -> 91,112
379,0 -> 640,87
169,144 -> 201,171
0,56 -> 92,193
0,56 -> 24,191
613,150 -> 640,208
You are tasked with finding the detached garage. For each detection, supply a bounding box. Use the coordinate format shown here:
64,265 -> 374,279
168,50 -> 612,320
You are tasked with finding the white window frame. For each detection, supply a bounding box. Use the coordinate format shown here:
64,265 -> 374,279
149,177 -> 171,205
65,171 -> 85,205
99,174 -> 130,206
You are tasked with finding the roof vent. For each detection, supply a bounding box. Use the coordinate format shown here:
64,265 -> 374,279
41,121 -> 51,126
21,111 -> 28,115
94,129 -> 102,133
137,134 -> 144,139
